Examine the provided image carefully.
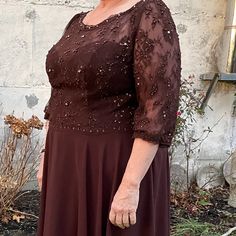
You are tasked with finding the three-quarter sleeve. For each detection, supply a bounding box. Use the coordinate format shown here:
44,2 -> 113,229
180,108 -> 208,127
132,0 -> 182,145
43,101 -> 50,120
43,87 -> 53,120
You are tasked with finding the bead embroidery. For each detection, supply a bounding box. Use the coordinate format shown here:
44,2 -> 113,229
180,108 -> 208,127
43,0 -> 181,146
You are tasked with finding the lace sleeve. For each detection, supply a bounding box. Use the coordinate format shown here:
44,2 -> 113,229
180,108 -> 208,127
132,0 -> 182,145
43,87 -> 53,120
43,102 -> 50,120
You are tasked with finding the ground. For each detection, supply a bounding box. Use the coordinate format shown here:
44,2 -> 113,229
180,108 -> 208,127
0,183 -> 235,236
170,183 -> 236,236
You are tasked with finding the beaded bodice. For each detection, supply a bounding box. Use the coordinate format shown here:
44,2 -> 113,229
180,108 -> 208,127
43,0 -> 181,147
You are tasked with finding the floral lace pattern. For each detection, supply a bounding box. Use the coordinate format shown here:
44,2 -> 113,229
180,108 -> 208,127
43,0 -> 181,146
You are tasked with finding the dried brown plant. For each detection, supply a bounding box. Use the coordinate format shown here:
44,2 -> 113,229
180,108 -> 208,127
0,114 -> 44,223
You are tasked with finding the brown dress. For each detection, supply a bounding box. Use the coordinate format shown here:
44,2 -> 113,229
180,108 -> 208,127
36,0 -> 181,235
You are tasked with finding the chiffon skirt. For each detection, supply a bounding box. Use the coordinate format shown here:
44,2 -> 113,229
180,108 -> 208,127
36,125 -> 170,236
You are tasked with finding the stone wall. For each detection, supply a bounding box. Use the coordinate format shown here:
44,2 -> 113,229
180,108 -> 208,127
1,0 -> 234,189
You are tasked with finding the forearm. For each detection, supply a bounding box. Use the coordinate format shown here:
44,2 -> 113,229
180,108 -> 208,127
42,120 -> 50,149
121,138 -> 159,188
44,120 -> 49,133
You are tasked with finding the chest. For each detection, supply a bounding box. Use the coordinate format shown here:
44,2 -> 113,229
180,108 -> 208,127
45,14 -> 138,91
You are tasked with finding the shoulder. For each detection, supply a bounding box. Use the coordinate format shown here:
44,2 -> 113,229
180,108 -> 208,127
140,0 -> 172,15
64,11 -> 85,32
137,0 -> 175,27
136,0 -> 179,44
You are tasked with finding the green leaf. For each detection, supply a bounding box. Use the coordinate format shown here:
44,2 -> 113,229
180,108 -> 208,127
198,200 -> 212,206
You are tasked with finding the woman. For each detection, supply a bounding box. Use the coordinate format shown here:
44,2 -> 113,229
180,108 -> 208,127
36,0 -> 181,235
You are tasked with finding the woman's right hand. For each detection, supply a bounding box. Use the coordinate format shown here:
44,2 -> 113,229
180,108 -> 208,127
37,153 -> 45,192
37,120 -> 49,191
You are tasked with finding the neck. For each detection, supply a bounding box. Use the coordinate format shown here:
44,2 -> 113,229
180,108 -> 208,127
98,0 -> 124,8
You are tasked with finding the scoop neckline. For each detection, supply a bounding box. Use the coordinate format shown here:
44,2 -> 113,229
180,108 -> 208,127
80,0 -> 146,29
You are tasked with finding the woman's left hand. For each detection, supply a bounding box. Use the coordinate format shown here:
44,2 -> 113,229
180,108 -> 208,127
109,182 -> 140,229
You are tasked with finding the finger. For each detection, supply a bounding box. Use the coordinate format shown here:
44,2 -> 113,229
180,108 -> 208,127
122,212 -> 130,228
115,213 -> 125,229
129,212 -> 136,225
109,210 -> 116,225
39,179 -> 42,191
37,180 -> 41,192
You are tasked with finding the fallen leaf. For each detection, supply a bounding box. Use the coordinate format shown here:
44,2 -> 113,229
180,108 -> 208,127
12,213 -> 25,223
